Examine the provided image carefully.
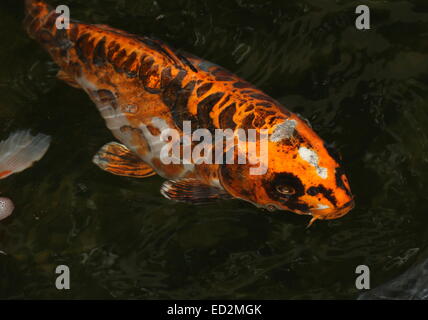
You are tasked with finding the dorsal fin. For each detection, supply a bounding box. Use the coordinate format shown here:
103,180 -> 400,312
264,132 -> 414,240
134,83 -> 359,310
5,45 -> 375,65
138,36 -> 197,72
92,24 -> 134,37
84,24 -> 198,73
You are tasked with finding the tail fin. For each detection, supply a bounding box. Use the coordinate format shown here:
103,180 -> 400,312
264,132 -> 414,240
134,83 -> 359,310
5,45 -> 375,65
24,0 -> 54,40
0,131 -> 51,179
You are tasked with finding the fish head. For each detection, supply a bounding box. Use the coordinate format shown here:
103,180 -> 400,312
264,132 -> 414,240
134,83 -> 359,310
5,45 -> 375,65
219,115 -> 354,222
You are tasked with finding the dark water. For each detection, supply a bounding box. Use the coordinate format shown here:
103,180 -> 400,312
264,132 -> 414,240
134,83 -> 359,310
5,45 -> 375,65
0,0 -> 428,299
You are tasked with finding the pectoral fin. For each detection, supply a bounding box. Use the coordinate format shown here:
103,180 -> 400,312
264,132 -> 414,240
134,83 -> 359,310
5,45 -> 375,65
160,178 -> 232,204
93,142 -> 156,178
57,70 -> 81,89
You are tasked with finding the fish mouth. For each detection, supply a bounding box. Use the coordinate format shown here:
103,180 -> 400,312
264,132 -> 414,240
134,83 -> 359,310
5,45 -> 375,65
263,199 -> 355,223
310,199 -> 355,220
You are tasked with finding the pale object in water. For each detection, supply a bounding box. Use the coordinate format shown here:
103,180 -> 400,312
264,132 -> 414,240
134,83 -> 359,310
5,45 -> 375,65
0,130 -> 51,221
0,130 -> 51,179
0,197 -> 14,221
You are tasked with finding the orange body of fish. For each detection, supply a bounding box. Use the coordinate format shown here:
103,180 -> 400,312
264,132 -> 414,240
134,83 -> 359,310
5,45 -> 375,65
24,0 -> 354,224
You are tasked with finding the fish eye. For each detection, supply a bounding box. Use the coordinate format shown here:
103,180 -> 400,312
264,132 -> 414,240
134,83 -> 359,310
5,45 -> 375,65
276,185 -> 295,195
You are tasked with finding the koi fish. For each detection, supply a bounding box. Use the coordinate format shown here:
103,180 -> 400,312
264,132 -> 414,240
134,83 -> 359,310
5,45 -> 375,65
24,0 -> 354,224
0,130 -> 51,221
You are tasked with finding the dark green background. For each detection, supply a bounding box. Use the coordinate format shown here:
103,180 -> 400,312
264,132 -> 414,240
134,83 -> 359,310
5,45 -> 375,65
0,0 -> 427,299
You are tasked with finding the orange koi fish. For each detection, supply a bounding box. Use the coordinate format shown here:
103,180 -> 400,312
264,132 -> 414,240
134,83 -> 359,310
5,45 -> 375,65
24,0 -> 354,224
0,130 -> 51,221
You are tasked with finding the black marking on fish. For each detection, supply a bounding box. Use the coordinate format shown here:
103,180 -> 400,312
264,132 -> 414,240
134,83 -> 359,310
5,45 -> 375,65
177,53 -> 198,73
233,81 -> 252,89
145,86 -> 162,94
122,51 -> 137,77
197,82 -> 213,98
107,41 -> 120,62
93,36 -> 107,66
217,95 -> 231,110
335,167 -> 352,197
161,70 -> 197,130
75,33 -> 91,64
244,104 -> 255,112
139,56 -> 155,81
250,93 -> 277,105
219,103 -> 237,130
306,185 -> 338,207
113,48 -> 127,72
210,67 -> 234,82
256,102 -> 272,108
216,76 -> 234,82
197,92 -> 225,132
162,70 -> 186,105
85,36 -> 96,61
160,67 -> 173,89
324,143 -> 342,165
172,80 -> 198,131
240,113 -> 255,129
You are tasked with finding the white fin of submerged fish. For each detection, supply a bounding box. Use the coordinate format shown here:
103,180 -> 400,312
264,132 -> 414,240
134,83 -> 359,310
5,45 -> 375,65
0,130 -> 51,179
0,197 -> 14,221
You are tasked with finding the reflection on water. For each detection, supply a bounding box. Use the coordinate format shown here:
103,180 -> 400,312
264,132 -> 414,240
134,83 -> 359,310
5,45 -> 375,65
0,0 -> 428,299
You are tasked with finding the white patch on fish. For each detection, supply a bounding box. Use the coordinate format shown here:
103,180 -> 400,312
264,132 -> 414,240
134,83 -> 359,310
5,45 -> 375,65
142,117 -> 195,177
314,204 -> 330,210
298,146 -> 328,179
270,120 -> 297,142
78,78 -> 134,149
76,75 -> 98,92
139,117 -> 170,160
